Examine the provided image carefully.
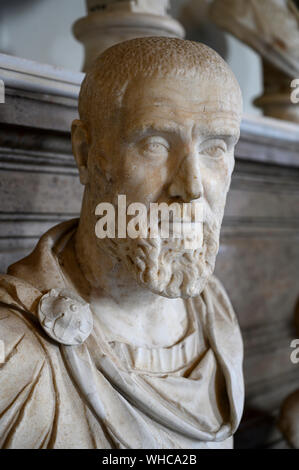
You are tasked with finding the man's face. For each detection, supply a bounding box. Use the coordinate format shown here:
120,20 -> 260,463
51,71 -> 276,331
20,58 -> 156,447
87,75 -> 241,298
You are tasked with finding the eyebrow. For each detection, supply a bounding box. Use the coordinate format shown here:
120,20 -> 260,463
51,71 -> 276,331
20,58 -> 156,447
196,125 -> 241,141
125,120 -> 241,143
125,122 -> 184,140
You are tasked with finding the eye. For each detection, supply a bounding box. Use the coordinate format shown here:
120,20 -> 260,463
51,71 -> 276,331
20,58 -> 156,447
139,137 -> 169,159
200,139 -> 228,159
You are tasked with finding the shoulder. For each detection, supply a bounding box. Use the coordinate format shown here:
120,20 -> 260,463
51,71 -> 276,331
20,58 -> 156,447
202,275 -> 238,324
0,274 -> 58,448
0,273 -> 52,368
0,273 -> 42,309
0,273 -> 53,377
206,274 -> 232,300
0,273 -> 45,358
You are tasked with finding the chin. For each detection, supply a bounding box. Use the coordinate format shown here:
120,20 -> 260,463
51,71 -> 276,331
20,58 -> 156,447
124,238 -> 218,299
98,223 -> 220,299
135,271 -> 212,299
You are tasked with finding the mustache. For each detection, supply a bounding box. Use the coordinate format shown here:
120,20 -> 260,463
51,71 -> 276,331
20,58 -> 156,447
110,199 -> 219,240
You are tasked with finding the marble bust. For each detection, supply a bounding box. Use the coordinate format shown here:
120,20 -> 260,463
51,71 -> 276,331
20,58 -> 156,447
0,37 -> 244,449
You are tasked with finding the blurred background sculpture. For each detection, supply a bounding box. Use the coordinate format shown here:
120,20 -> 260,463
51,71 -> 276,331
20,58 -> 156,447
181,0 -> 299,123
209,0 -> 299,123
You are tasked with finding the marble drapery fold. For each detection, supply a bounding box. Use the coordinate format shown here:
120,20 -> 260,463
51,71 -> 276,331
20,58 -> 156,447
0,220 -> 244,449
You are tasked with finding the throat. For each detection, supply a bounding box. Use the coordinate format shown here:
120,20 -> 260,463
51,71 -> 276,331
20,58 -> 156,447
90,295 -> 190,348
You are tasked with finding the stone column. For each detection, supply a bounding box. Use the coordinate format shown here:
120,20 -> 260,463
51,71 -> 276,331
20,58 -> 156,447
73,0 -> 185,71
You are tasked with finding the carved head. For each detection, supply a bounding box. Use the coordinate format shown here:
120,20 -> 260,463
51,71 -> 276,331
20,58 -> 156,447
72,37 -> 242,298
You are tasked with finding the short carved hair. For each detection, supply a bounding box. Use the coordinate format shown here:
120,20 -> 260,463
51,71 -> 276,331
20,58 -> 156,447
79,37 -> 242,126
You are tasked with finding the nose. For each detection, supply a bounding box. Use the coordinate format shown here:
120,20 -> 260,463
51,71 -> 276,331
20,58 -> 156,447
168,153 -> 203,202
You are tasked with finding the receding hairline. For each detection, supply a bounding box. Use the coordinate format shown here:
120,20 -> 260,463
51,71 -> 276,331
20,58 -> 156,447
78,37 -> 242,124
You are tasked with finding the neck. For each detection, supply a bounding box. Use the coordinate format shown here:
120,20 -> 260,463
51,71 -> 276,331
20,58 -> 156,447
62,194 -> 189,347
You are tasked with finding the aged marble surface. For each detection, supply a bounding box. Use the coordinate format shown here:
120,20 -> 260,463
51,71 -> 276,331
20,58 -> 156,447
0,38 -> 244,449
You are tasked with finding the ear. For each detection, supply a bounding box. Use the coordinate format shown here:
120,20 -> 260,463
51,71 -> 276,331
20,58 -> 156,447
71,119 -> 90,185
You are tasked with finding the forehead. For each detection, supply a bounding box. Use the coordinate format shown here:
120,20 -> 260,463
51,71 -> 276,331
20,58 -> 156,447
120,75 -> 242,136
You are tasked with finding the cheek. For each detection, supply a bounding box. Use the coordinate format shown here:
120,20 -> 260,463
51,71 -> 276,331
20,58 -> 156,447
119,154 -> 169,204
202,158 -> 233,209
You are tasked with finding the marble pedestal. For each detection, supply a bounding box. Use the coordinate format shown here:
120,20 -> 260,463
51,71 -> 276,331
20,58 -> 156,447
73,0 -> 185,71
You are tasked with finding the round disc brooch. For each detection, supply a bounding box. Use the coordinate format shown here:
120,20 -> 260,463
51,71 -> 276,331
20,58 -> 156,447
38,288 -> 93,346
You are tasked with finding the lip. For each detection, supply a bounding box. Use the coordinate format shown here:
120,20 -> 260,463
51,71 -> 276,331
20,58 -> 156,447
159,220 -> 203,226
159,220 -> 204,224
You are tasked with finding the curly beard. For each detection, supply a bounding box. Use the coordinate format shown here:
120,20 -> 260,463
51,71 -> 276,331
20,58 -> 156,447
96,206 -> 221,299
